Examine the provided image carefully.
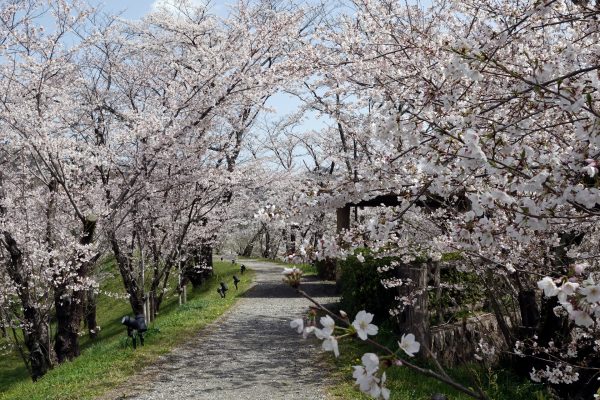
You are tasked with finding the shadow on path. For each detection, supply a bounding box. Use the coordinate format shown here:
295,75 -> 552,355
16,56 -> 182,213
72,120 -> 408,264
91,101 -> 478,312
101,260 -> 339,400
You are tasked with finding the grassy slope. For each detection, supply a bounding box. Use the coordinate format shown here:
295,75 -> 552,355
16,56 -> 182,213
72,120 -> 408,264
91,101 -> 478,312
0,260 -> 253,400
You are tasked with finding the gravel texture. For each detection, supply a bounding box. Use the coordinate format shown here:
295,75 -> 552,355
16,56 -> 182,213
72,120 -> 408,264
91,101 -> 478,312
103,260 -> 338,400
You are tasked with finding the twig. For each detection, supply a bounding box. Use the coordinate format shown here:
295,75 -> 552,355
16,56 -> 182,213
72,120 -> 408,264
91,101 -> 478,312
296,288 -> 489,399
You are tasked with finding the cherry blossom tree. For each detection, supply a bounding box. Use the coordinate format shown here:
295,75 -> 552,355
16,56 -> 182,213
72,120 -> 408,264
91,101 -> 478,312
98,0 -> 316,309
0,0 -> 110,376
1,0 -> 598,395
279,0 -> 600,397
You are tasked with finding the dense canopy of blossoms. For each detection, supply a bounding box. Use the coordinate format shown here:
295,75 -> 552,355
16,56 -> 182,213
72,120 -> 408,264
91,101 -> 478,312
1,0 -> 599,397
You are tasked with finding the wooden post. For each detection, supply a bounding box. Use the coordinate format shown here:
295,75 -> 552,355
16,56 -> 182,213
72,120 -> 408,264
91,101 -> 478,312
397,262 -> 430,347
335,205 -> 351,287
433,262 -> 442,323
178,262 -> 183,306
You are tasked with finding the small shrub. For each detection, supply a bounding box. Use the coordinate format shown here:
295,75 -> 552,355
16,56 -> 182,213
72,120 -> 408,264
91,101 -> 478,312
315,258 -> 337,280
338,253 -> 398,326
428,268 -> 486,325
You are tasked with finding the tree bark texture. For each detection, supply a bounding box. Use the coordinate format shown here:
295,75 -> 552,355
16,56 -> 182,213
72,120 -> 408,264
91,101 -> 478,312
396,262 -> 430,347
54,215 -> 98,362
110,234 -> 145,316
2,231 -> 53,380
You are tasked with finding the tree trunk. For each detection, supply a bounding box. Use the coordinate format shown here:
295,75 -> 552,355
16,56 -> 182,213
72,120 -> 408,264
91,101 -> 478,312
283,228 -> 290,254
243,226 -> 265,257
53,295 -> 79,363
336,206 -> 351,233
0,174 -> 52,379
2,232 -> 53,380
397,262 -> 430,347
262,228 -> 271,258
153,255 -> 182,316
22,305 -> 52,381
433,263 -> 442,324
50,176 -> 80,362
54,215 -> 98,362
85,289 -> 98,339
242,241 -> 254,257
290,227 -> 297,254
111,234 -> 145,316
518,290 -> 539,330
184,244 -> 213,289
335,206 -> 351,285
484,270 -> 514,348
0,305 -> 7,338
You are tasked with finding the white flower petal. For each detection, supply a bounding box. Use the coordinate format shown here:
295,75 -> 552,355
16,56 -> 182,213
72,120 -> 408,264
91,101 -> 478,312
290,318 -> 303,334
361,353 -> 379,374
320,315 -> 335,335
352,310 -> 378,341
399,333 -> 420,357
322,336 -> 339,357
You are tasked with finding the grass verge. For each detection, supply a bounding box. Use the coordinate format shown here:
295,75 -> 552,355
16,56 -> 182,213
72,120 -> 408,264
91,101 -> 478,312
326,331 -> 550,400
240,256 -> 317,277
0,260 -> 254,400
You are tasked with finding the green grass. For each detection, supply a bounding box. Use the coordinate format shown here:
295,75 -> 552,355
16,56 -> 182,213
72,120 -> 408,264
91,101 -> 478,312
0,260 -> 254,400
0,348 -> 28,396
240,256 -> 318,277
327,334 -> 550,400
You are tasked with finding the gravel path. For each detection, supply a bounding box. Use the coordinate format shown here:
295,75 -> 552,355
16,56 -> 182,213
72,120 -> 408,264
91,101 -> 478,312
104,260 -> 338,400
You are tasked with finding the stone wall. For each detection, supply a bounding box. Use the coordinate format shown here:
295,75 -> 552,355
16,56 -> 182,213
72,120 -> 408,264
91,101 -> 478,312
430,313 -> 507,366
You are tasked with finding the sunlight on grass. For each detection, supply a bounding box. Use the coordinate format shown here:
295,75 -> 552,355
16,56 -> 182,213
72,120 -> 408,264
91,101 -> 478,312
326,335 -> 549,400
241,257 -> 317,276
0,260 -> 254,400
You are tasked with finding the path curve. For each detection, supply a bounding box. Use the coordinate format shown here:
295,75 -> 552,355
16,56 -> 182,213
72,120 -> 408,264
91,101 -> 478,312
103,260 -> 338,400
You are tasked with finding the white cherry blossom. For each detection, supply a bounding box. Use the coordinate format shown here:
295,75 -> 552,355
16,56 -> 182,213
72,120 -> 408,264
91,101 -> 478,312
558,282 -> 579,303
570,310 -> 594,328
290,318 -> 303,334
352,353 -> 386,398
302,326 -> 316,339
320,315 -> 335,336
398,333 -> 420,357
537,277 -> 559,298
352,310 -> 379,340
580,284 -> 600,304
321,335 -> 340,358
380,372 -> 390,400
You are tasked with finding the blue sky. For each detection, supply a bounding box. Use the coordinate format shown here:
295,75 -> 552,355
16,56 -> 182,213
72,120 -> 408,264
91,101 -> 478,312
67,1 -> 329,168
90,0 -> 233,19
88,0 -> 315,119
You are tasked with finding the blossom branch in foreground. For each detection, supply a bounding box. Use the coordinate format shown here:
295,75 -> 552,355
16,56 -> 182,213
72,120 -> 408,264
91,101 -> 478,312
290,284 -> 488,400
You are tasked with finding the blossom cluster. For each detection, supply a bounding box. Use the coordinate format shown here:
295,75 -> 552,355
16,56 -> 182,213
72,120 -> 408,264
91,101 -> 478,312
282,267 -> 304,288
290,307 -> 420,399
262,0 -> 600,394
537,275 -> 600,328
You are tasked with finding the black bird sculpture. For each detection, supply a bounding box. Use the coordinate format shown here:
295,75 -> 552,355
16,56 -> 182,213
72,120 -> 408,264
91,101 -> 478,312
233,275 -> 241,290
240,264 -> 246,275
217,287 -> 225,298
220,281 -> 229,297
